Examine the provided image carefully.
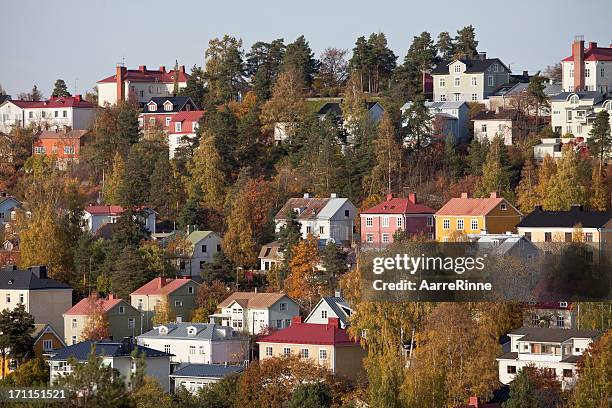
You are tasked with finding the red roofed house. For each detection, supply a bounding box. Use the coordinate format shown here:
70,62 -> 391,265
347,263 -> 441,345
96,65 -> 190,106
0,95 -> 96,133
562,37 -> 612,93
83,205 -> 156,235
63,294 -> 141,345
434,192 -> 522,242
130,277 -> 200,332
360,193 -> 435,246
257,316 -> 366,380
168,110 -> 204,158
33,128 -> 90,169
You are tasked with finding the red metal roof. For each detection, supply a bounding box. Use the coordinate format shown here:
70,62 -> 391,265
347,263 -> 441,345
170,110 -> 204,124
362,197 -> 435,215
85,205 -> 124,216
64,296 -> 123,315
562,44 -> 612,62
97,69 -> 189,84
257,320 -> 358,346
8,96 -> 95,109
130,277 -> 193,296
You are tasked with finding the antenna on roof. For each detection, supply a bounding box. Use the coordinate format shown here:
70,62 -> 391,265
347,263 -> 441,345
116,57 -> 125,67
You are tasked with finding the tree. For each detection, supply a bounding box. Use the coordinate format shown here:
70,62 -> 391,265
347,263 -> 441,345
246,39 -> 286,101
588,110 -> 611,175
51,79 -> 71,97
0,357 -> 49,386
348,33 -> 397,94
454,25 -> 479,59
528,72 -> 550,130
222,195 -> 257,268
204,35 -> 246,105
543,145 -> 587,210
149,156 -> 177,220
131,376 -> 173,408
535,155 -> 557,204
319,242 -> 348,292
476,136 -> 512,199
516,159 -> 540,213
403,96 -> 432,148
282,35 -> 319,87
152,296 -> 176,326
466,137 -> 489,176
0,304 -> 34,379
189,130 -> 226,210
260,67 -> 307,139
277,209 -> 301,264
503,369 -> 542,408
81,295 -> 111,341
570,330 -> 611,407
404,31 -> 438,74
315,48 -> 348,96
110,246 -> 155,298
364,112 -> 401,196
444,135 -> 463,180
115,102 -> 140,149
436,31 -> 455,60
103,152 -> 126,204
284,234 -> 320,310
590,166 -> 608,211
543,63 -> 562,84
288,382 -> 333,408
180,65 -> 207,108
19,85 -> 43,101
194,280 -> 233,318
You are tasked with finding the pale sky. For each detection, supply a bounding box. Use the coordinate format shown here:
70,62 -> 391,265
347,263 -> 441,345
2,0 -> 611,97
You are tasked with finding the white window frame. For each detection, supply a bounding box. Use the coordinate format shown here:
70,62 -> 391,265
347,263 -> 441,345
471,76 -> 477,86
454,77 -> 460,87
396,217 -> 402,228
487,76 -> 494,86
300,348 -> 309,359
471,219 -> 478,230
457,219 -> 464,230
427,217 -> 433,227
439,78 -> 445,87
319,349 -> 328,360
283,347 -> 291,357
265,346 -> 273,357
454,64 -> 461,73
365,217 -> 373,227
43,339 -> 53,351
321,310 -> 327,319
382,216 -> 389,227
471,93 -> 478,101
440,94 -> 446,101
175,122 -> 182,132
382,233 -> 390,243
366,233 -> 373,243
443,219 -> 450,230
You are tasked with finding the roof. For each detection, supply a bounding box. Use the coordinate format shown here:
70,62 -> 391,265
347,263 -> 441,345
258,241 -> 282,260
472,109 -> 518,121
497,351 -> 518,360
508,327 -> 599,342
551,91 -> 606,102
0,265 -> 71,290
218,292 -> 289,309
130,277 -> 195,296
169,110 -> 204,124
517,206 -> 611,228
64,296 -> 124,316
435,194 -> 516,217
562,44 -> 612,62
138,323 -> 239,341
97,67 -> 189,84
170,363 -> 244,379
186,230 -> 214,245
5,96 -> 95,109
402,101 -> 467,112
84,205 -> 124,216
317,102 -> 342,116
257,321 -> 357,346
0,95 -> 11,105
431,58 -> 508,75
275,196 -> 353,221
307,297 -> 352,327
361,196 -> 435,215
32,324 -> 66,348
142,96 -> 196,113
48,340 -> 172,361
37,129 -> 88,140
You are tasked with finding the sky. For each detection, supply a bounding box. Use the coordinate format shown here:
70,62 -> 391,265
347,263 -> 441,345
2,0 -> 612,97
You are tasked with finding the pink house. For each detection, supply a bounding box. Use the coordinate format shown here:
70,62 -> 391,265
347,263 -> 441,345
360,193 -> 435,246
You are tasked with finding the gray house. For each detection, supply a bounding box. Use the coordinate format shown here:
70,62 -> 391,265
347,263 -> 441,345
431,54 -> 510,102
401,101 -> 470,144
0,194 -> 21,226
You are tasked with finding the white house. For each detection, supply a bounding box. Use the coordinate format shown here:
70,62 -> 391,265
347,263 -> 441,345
177,231 -> 222,277
48,338 -> 173,392
170,364 -> 244,394
83,205 -> 156,235
96,65 -> 189,106
401,101 -> 470,144
258,241 -> 283,271
136,323 -> 248,366
561,37 -> 612,93
305,294 -> 352,329
550,91 -> 612,139
210,292 -> 300,335
274,194 -> 357,245
472,109 -> 519,145
497,327 -> 599,390
0,95 -> 96,134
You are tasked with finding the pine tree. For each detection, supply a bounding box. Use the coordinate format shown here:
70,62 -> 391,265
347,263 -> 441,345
404,32 -> 438,74
115,102 -> 140,151
543,145 -> 587,210
454,25 -> 479,59
466,138 -> 490,176
516,159 -> 540,213
588,110 -> 611,174
527,72 -> 549,130
52,79 -> 71,97
0,304 -> 35,379
403,96 -> 432,148
118,146 -> 150,208
29,85 -> 43,101
444,135 -> 463,180
319,242 -> 347,292
436,31 -> 455,60
503,369 -> 542,408
110,246 -> 154,299
282,35 -> 319,87
277,209 -> 301,259
189,130 -> 226,210
204,35 -> 246,104
148,157 -> 175,219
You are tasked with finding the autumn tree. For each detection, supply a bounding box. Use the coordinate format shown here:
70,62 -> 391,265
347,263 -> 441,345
364,112 -> 401,196
516,159 -> 540,213
543,145 -> 587,210
570,330 -> 611,407
152,296 -> 176,326
0,357 -> 49,387
314,48 -> 348,96
103,152 -> 125,204
590,166 -> 608,211
82,295 -> 110,341
222,195 -> 257,268
189,130 -> 226,210
204,35 -> 246,105
192,280 -> 232,321
284,234 -> 320,310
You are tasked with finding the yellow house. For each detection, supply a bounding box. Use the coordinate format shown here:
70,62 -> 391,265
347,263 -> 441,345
435,192 -> 522,242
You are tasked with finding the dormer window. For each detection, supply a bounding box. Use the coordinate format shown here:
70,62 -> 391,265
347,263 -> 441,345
175,122 -> 182,132
454,64 -> 461,73
148,102 -> 157,112
159,326 -> 168,335
163,101 -> 173,111
187,326 -> 197,336
569,95 -> 579,105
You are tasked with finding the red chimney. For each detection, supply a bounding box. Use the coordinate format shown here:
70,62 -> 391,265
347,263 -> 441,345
74,94 -> 81,102
179,65 -> 185,74
158,277 -> 167,288
139,65 -> 147,72
386,193 -> 393,201
327,317 -> 340,328
292,316 -> 302,325
108,293 -> 116,300
461,192 -> 469,199
588,42 -> 597,49
490,192 -> 498,198
159,66 -> 166,73
468,396 -> 479,407
116,65 -> 126,103
572,37 -> 585,91
408,192 -> 417,204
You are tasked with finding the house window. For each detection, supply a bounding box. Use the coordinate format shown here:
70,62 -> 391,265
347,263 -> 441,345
137,299 -> 143,310
382,233 -> 390,243
454,65 -> 461,73
149,117 -> 155,126
189,346 -> 196,355
41,111 -> 46,118
148,103 -> 157,112
427,217 -> 433,227
72,336 -> 77,345
306,226 -> 312,234
125,317 -> 135,329
54,110 -> 59,118
443,219 -> 450,230
454,94 -> 460,102
63,110 -> 67,118
63,146 -> 75,155
576,125 -> 582,134
457,219 -> 464,230
565,232 -> 572,242
397,217 -> 402,228
319,349 -> 328,360
216,244 -> 221,252
454,77 -> 460,87
43,339 -> 53,351
471,93 -> 478,101
585,232 -> 593,242
556,315 -> 565,328
202,245 -> 207,253
276,319 -> 282,329
439,78 -> 445,87
118,306 -> 125,314
29,111 -> 34,119
366,233 -> 373,243
285,319 -> 291,327
175,122 -> 182,132
19,294 -> 24,303
164,345 -> 171,354
283,347 -> 291,356
164,102 -> 173,111
300,348 -> 309,358
563,369 -> 573,377
585,69 -> 590,78
382,217 -> 389,227
72,319 -> 77,328
471,219 -> 478,230
6,294 -> 10,303
321,310 -> 327,319
279,303 -> 287,311
188,286 -> 194,294
487,76 -> 494,86
507,365 -> 517,374
265,346 -> 273,357
34,146 -> 46,154
524,232 -> 531,241
175,300 -> 183,307
165,117 -> 171,127
440,94 -> 446,101
199,346 -> 205,354
471,77 -> 477,86
366,217 -> 373,227
319,226 -> 324,234
544,232 -> 552,242
500,203 -> 507,211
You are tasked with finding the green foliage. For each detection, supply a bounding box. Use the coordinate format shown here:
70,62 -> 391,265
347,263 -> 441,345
282,35 -> 319,87
0,304 -> 35,378
588,110 -> 611,166
0,357 -> 49,387
204,35 -> 246,105
503,369 -> 543,408
454,25 -> 479,59
110,245 -> 156,298
246,39 -> 286,100
319,242 -> 348,291
348,33 -> 397,93
570,330 -> 611,408
543,145 -> 587,210
475,136 -> 513,199
288,382 -> 333,408
51,79 -> 71,97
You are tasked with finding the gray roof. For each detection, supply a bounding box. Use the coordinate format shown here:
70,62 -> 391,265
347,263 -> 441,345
402,101 -> 467,112
170,363 -> 244,379
48,340 -> 172,361
0,265 -> 71,290
509,327 -> 599,343
321,297 -> 352,326
431,58 -> 508,75
498,351 -> 518,360
138,322 -> 240,341
551,91 -> 606,102
143,96 -> 197,113
317,198 -> 351,220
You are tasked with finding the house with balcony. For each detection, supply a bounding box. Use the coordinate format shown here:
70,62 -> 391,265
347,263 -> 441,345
274,194 -> 357,245
304,294 -> 352,329
497,326 -> 600,390
434,193 -> 522,242
136,322 -> 247,365
360,193 -> 435,247
48,338 -> 173,391
209,292 -> 299,335
550,91 -> 612,140
257,316 -> 365,380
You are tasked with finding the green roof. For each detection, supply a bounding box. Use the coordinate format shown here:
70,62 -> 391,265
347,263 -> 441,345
187,230 -> 214,245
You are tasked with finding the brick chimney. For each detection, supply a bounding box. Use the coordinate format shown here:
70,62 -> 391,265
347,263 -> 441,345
74,94 -> 81,102
408,192 -> 417,204
138,65 -> 147,72
490,192 -> 498,198
116,65 -> 126,103
468,396 -> 479,407
179,65 -> 185,73
292,315 -> 302,325
461,192 -> 469,199
158,276 -> 167,288
588,42 -> 597,49
572,36 -> 585,92
108,293 -> 116,300
159,66 -> 166,73
327,317 -> 340,328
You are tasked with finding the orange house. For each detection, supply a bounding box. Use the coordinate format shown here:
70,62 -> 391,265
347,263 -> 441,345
33,129 -> 89,169
32,323 -> 66,357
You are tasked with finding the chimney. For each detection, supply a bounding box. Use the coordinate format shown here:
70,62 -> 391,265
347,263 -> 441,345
28,265 -> 47,279
408,192 -> 417,204
74,94 -> 81,102
108,293 -> 116,300
570,204 -> 583,211
572,36 -> 585,92
523,70 -> 528,77
327,317 -> 340,328
386,193 -> 394,201
468,396 -> 479,408
588,42 -> 597,49
461,192 -> 469,199
330,193 -> 337,198
292,316 -> 302,325
138,65 -> 147,72
490,192 -> 498,198
116,65 -> 126,103
334,289 -> 342,298
159,66 -> 166,73
158,277 -> 167,288
179,65 -> 185,73
254,287 -> 258,293
478,52 -> 487,60
303,193 -> 310,199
